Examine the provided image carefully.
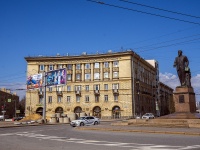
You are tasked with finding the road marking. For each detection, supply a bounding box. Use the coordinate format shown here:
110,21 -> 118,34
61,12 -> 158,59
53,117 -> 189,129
0,132 -> 200,150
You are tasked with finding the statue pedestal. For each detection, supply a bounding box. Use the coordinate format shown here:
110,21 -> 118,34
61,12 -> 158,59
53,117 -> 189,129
173,86 -> 196,113
159,87 -> 200,119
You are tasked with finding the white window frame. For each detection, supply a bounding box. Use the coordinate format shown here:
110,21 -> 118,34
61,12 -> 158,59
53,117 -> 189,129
112,83 -> 119,89
104,72 -> 109,78
85,85 -> 89,91
76,74 -> 81,80
76,96 -> 80,102
49,65 -> 54,71
114,95 -> 118,102
104,95 -> 108,102
104,84 -> 108,90
113,61 -> 119,67
48,96 -> 52,103
67,74 -> 72,81
94,73 -> 100,79
85,73 -> 91,80
76,64 -> 81,70
104,62 -> 109,68
85,63 -> 90,69
113,72 -> 119,78
94,84 -> 100,90
67,64 -> 72,70
39,65 -> 44,71
57,96 -> 62,103
94,62 -> 99,68
67,86 -> 71,91
85,95 -> 89,102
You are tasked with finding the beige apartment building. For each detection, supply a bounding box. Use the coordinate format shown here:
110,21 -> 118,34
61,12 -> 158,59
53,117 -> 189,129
25,50 -> 168,119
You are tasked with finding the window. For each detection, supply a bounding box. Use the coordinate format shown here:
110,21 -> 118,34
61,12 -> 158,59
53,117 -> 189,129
57,86 -> 62,92
95,96 -> 99,102
57,96 -> 62,103
114,95 -> 118,102
94,84 -> 100,90
94,73 -> 100,79
112,83 -> 119,89
76,74 -> 81,80
49,65 -> 54,71
85,73 -> 91,80
76,96 -> 80,102
67,86 -> 71,91
67,74 -> 72,81
48,87 -> 52,92
67,64 -> 72,70
85,85 -> 89,91
48,96 -> 52,103
104,95 -> 108,102
85,63 -> 90,69
67,96 -> 70,103
76,64 -> 81,70
104,62 -> 109,68
58,64 -> 62,69
104,72 -> 109,78
113,72 -> 119,78
39,65 -> 44,71
39,98 -> 43,104
104,84 -> 108,90
94,62 -> 99,68
85,95 -> 89,103
113,61 -> 119,67
75,85 -> 81,91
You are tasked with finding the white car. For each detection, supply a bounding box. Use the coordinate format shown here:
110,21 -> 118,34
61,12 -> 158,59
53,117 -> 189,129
142,113 -> 155,119
70,116 -> 100,127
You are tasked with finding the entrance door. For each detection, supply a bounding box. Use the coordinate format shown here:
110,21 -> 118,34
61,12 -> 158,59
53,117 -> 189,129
112,106 -> 121,119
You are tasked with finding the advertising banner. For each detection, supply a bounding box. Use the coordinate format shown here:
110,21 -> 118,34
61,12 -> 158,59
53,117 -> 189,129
46,68 -> 66,86
27,73 -> 43,89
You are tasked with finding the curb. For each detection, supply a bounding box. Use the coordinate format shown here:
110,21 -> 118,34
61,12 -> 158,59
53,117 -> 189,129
76,127 -> 200,136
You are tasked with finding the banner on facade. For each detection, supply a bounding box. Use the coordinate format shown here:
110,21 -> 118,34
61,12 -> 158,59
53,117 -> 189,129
27,73 -> 43,89
46,68 -> 66,86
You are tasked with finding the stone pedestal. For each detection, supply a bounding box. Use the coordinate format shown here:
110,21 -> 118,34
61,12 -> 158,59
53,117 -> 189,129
160,86 -> 200,119
173,86 -> 196,113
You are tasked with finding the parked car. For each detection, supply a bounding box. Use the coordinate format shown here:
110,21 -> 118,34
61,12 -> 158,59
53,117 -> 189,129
0,115 -> 9,121
70,116 -> 100,127
13,116 -> 24,121
142,113 -> 155,119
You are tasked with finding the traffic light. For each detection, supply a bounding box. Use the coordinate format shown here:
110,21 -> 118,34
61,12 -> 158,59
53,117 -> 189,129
1,105 -> 4,110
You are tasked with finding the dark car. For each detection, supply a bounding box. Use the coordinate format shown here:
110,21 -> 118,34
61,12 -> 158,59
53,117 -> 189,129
13,116 -> 23,121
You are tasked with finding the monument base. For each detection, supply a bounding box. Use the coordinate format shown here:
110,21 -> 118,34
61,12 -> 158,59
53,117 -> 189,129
159,112 -> 200,119
173,86 -> 196,113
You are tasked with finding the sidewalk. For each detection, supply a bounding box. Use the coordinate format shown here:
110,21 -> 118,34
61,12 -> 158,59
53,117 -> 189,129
1,120 -> 200,136
75,122 -> 200,136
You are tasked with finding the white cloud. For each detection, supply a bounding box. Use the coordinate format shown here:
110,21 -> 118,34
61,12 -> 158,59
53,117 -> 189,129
159,72 -> 200,102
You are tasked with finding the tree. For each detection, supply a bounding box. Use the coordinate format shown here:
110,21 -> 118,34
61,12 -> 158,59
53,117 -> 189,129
18,96 -> 25,116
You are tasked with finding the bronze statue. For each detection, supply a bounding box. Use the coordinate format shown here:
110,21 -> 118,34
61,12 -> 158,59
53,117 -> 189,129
173,50 -> 191,87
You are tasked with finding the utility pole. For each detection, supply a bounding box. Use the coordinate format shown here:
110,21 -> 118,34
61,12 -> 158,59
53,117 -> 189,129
42,72 -> 46,123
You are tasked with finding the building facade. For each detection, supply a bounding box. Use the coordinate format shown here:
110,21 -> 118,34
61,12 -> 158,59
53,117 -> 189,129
25,50 -> 172,119
0,88 -> 19,118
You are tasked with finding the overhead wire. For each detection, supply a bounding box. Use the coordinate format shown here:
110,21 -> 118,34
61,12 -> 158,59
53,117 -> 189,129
87,0 -> 200,25
120,0 -> 200,19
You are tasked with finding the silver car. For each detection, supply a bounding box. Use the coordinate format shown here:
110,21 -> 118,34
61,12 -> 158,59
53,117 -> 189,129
70,116 -> 100,127
142,113 -> 155,119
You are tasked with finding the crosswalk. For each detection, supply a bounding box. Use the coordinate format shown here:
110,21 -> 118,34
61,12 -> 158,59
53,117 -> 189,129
1,132 -> 200,150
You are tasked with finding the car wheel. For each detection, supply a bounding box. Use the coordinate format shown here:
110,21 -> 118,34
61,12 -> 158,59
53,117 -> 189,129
80,122 -> 84,126
94,121 -> 98,125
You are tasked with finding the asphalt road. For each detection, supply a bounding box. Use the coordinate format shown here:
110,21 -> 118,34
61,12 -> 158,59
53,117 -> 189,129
0,122 -> 200,150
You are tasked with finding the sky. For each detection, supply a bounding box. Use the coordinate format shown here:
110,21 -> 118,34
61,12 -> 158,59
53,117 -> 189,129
0,0 -> 200,101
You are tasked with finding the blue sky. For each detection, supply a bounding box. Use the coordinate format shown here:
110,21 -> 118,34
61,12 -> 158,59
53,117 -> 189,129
0,0 -> 200,101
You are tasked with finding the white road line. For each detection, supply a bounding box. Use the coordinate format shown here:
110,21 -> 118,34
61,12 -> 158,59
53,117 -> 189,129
1,132 -> 200,150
